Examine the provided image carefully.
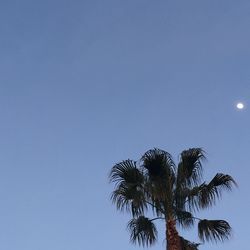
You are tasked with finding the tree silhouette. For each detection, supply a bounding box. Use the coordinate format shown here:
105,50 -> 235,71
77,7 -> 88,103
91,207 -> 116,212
109,148 -> 236,250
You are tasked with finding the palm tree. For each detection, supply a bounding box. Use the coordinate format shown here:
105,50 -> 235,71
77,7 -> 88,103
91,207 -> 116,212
109,148 -> 237,250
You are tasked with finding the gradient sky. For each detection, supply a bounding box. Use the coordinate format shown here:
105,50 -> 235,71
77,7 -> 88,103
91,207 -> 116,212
0,0 -> 249,249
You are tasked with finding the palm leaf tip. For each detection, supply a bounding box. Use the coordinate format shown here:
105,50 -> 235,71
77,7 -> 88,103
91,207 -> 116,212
198,219 -> 232,243
127,216 -> 158,246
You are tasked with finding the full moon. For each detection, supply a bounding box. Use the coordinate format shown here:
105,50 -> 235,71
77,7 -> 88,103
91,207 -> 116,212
236,102 -> 244,109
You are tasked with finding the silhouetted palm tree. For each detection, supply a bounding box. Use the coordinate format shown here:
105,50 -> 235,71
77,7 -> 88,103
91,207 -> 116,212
109,148 -> 236,250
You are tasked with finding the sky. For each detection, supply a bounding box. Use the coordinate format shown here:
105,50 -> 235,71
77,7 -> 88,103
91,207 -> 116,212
0,0 -> 249,249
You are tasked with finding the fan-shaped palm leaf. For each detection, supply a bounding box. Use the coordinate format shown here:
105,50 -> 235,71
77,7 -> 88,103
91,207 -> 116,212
141,148 -> 176,180
175,210 -> 195,229
128,216 -> 158,247
182,185 -> 204,211
141,148 -> 176,205
185,173 -> 237,210
111,183 -> 147,216
177,148 -> 205,188
183,173 -> 236,210
110,160 -> 147,215
198,219 -> 231,242
109,160 -> 144,187
199,173 -> 237,208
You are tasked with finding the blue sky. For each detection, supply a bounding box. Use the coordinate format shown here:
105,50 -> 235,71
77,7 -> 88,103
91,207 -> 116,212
0,0 -> 249,249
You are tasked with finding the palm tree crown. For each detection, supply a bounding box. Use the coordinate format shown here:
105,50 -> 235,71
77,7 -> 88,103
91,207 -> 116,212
109,148 -> 237,250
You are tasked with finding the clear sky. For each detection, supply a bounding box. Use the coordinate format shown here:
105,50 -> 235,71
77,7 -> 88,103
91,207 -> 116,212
0,0 -> 249,249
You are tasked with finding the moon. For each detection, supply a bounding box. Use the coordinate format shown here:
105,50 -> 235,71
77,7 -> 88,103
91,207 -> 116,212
236,102 -> 244,109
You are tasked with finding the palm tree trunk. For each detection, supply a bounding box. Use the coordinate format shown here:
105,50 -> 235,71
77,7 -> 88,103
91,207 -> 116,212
166,219 -> 181,250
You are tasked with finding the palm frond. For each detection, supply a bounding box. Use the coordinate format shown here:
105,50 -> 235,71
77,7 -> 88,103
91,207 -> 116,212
109,160 -> 147,215
141,148 -> 176,180
175,210 -> 195,229
199,174 -> 236,209
183,185 -> 204,211
177,148 -> 205,188
199,173 -> 237,208
184,173 -> 236,210
198,219 -> 232,242
109,160 -> 144,187
111,183 -> 147,216
128,216 -> 158,246
209,173 -> 237,190
179,236 -> 200,250
149,196 -> 165,216
141,149 -> 176,206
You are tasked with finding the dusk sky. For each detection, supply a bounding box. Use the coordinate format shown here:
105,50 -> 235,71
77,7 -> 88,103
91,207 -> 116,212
0,0 -> 249,249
